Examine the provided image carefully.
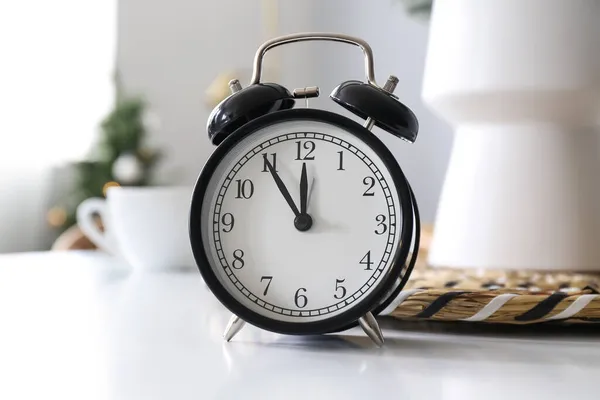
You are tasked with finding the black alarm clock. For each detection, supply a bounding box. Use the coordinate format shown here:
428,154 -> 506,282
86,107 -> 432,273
189,32 -> 420,346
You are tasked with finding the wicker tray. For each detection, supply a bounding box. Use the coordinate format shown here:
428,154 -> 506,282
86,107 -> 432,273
385,226 -> 600,324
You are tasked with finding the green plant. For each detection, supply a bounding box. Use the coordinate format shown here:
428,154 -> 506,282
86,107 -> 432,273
47,80 -> 162,233
397,0 -> 433,20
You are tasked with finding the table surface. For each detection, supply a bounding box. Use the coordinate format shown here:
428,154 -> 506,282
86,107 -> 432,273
0,251 -> 599,400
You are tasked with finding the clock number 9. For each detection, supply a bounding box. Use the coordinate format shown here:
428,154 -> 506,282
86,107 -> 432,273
294,287 -> 308,308
232,249 -> 245,269
295,140 -> 315,161
221,213 -> 234,232
374,214 -> 387,235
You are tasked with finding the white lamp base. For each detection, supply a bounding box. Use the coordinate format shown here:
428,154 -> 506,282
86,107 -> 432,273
421,0 -> 600,271
428,124 -> 600,271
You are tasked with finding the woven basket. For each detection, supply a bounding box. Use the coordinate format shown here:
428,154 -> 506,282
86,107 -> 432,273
387,226 -> 600,324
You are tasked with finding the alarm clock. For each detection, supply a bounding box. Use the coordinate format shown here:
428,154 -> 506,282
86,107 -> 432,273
189,32 -> 420,346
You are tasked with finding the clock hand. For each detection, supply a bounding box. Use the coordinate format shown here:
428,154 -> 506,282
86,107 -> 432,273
263,157 -> 300,217
294,162 -> 313,232
300,162 -> 308,215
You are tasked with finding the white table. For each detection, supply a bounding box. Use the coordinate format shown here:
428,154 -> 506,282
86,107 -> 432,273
0,251 -> 598,400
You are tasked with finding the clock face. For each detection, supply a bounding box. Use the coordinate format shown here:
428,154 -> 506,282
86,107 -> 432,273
192,110 -> 412,332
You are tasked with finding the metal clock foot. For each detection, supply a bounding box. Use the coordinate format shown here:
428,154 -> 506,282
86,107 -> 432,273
223,314 -> 246,342
358,312 -> 384,347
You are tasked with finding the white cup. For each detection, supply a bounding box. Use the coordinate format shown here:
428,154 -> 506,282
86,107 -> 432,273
76,186 -> 196,272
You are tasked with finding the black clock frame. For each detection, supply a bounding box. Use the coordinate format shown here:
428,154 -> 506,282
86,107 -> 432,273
189,108 -> 419,336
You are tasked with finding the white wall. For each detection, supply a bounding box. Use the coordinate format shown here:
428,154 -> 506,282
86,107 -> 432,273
307,0 -> 453,222
117,0 -> 317,184
118,0 -> 264,185
117,0 -> 452,222
0,0 -> 117,252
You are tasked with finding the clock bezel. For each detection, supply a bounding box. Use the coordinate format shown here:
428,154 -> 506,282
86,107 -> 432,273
189,108 -> 415,335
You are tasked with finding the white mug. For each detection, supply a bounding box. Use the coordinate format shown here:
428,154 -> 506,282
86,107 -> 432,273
76,186 -> 196,272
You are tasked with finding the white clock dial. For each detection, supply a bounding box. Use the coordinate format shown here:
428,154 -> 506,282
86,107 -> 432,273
200,119 -> 402,323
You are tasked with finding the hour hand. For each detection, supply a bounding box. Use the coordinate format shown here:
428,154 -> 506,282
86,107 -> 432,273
293,162 -> 313,232
300,162 -> 308,215
263,157 -> 300,217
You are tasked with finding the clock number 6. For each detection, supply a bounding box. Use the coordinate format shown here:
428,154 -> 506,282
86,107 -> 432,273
374,214 -> 387,235
294,287 -> 308,308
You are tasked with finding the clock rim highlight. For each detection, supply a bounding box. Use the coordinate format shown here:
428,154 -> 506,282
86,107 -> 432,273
189,108 -> 415,335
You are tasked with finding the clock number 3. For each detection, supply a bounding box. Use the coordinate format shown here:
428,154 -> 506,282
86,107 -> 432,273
374,214 -> 387,235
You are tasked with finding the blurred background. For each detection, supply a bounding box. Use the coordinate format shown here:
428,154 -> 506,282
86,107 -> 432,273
0,0 -> 451,254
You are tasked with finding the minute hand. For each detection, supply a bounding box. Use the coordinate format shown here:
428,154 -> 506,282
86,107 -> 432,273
264,158 -> 300,217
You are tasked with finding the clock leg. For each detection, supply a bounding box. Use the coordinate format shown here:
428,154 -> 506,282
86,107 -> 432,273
358,312 -> 384,347
223,314 -> 246,342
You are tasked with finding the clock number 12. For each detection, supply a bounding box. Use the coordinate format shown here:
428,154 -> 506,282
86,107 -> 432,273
295,140 -> 315,160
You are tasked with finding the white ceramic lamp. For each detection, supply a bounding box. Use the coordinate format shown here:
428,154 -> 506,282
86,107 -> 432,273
422,0 -> 600,271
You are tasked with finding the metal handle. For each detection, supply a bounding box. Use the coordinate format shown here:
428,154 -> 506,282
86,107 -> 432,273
250,32 -> 379,87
